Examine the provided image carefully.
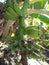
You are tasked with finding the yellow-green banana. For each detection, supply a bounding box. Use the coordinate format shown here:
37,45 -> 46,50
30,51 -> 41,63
6,7 -> 18,18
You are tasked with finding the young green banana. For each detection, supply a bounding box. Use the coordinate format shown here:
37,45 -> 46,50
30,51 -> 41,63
4,11 -> 16,21
6,7 -> 18,18
12,0 -> 22,16
3,8 -> 18,37
6,0 -> 13,8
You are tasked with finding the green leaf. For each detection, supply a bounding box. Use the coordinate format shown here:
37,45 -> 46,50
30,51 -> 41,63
31,13 -> 49,24
34,0 -> 46,9
30,54 -> 40,60
42,41 -> 49,49
5,39 -> 20,51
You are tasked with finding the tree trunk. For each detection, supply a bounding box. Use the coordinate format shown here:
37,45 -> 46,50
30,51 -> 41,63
21,51 -> 28,65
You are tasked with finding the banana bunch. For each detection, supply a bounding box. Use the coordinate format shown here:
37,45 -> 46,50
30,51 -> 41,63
4,0 -> 22,21
3,0 -> 22,37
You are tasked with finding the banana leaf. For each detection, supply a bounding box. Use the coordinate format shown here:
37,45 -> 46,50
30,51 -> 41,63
31,13 -> 49,24
34,0 -> 46,9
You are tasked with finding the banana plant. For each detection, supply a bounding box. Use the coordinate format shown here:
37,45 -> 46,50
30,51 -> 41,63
2,0 -> 49,65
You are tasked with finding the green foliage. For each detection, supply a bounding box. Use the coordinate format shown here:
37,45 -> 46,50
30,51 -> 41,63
3,0 -> 49,61
4,36 -> 20,51
34,0 -> 46,9
40,41 -> 49,49
30,0 -> 46,9
30,54 -> 40,60
31,13 -> 49,24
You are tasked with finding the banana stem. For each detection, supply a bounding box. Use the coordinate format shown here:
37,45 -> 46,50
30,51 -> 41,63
17,1 -> 29,65
21,0 -> 29,16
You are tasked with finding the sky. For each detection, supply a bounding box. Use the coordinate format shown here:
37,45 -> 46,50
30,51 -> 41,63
0,0 -> 5,3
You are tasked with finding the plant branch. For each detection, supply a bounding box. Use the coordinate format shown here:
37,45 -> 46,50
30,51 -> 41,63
21,0 -> 29,16
19,0 -> 42,7
27,9 -> 49,16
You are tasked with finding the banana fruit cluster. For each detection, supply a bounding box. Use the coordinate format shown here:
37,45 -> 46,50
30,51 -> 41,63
4,0 -> 22,21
